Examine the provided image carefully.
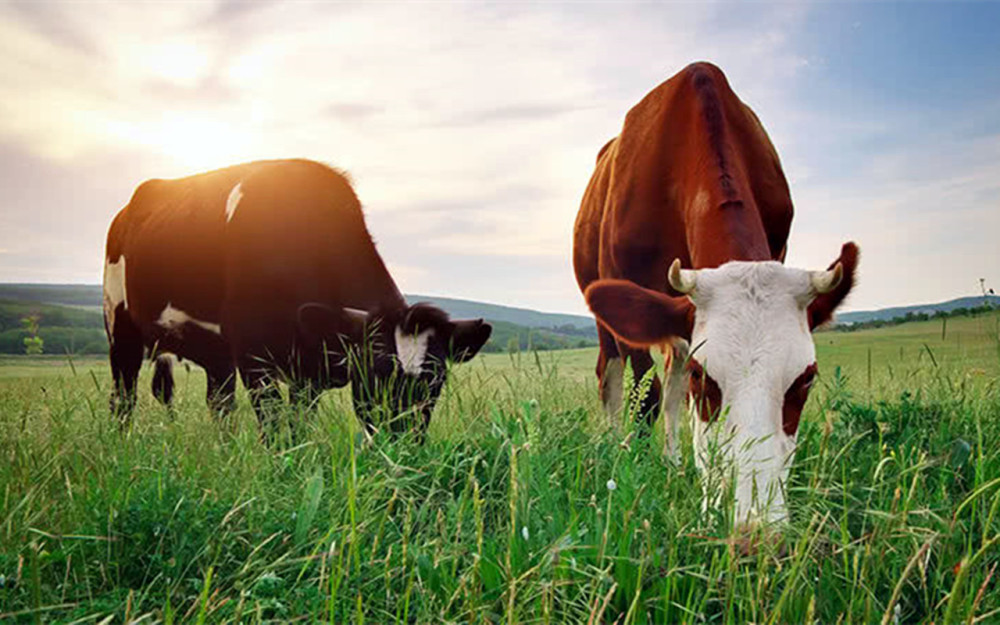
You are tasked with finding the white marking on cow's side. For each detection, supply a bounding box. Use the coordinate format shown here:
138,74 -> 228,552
103,256 -> 128,341
157,303 -> 222,335
394,326 -> 433,375
225,182 -> 243,222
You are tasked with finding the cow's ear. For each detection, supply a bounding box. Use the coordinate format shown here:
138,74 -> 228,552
297,303 -> 368,346
585,279 -> 694,346
448,319 -> 492,363
808,242 -> 859,329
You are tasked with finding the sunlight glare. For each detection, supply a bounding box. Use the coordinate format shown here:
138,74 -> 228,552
108,113 -> 254,174
153,114 -> 252,173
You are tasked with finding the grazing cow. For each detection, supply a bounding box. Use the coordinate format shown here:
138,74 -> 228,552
573,62 -> 858,524
103,159 -> 491,440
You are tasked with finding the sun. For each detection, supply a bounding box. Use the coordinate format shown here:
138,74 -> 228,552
108,112 -> 255,174
152,113 -> 253,173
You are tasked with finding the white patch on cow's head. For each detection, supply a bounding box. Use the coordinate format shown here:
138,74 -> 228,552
157,303 -> 222,335
225,182 -> 243,223
103,256 -> 128,340
686,261 -> 818,525
393,326 -> 433,375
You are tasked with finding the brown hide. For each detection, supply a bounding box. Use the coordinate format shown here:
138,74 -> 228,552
574,62 -> 794,299
573,62 -> 830,426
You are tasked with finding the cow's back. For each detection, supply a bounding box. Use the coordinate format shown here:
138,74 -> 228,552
104,158 -> 405,372
107,161 -> 278,330
573,138 -> 617,293
574,62 -> 793,294
221,160 -> 403,358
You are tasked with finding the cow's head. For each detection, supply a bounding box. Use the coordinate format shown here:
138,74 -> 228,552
297,302 -> 491,436
586,243 -> 858,525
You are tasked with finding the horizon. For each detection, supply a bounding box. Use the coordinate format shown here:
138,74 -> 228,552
1,2 -> 998,315
0,281 -> 996,319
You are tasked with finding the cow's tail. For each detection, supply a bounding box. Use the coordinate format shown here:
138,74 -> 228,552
152,353 -> 176,405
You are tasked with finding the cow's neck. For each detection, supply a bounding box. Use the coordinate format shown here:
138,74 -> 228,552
344,252 -> 407,312
686,195 -> 774,268
676,70 -> 779,269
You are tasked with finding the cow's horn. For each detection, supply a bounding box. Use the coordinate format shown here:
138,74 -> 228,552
668,259 -> 696,294
810,263 -> 843,295
344,307 -> 370,324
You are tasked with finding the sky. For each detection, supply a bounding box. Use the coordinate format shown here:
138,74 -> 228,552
0,1 -> 997,316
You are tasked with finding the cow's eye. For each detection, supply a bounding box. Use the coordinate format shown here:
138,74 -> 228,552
789,364 -> 818,394
800,372 -> 814,389
688,361 -> 703,381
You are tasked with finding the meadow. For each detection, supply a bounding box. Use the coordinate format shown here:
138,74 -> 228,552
0,312 -> 998,623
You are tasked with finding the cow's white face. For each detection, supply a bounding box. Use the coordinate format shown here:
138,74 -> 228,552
297,303 -> 492,436
584,243 -> 857,528
684,262 -> 821,525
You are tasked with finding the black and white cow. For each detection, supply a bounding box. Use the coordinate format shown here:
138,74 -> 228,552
103,159 -> 491,439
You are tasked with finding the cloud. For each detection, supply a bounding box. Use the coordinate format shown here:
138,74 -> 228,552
428,103 -> 592,127
787,129 -> 1000,310
8,1 -> 987,315
326,103 -> 385,122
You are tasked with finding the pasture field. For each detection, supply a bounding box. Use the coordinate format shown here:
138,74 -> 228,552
0,313 -> 999,623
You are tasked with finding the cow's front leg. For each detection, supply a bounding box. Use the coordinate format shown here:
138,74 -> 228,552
151,354 -> 175,408
596,324 -> 623,430
662,339 -> 689,461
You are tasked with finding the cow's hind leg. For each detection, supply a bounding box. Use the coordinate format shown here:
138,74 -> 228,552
152,354 -> 175,406
662,339 -> 689,461
109,310 -> 144,428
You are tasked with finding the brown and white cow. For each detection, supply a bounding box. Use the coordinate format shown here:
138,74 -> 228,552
573,62 -> 858,524
103,159 -> 491,440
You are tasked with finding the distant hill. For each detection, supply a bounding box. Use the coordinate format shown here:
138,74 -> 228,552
0,284 -> 597,354
0,284 -> 103,309
0,298 -> 106,354
836,295 -> 1000,325
405,294 -> 593,329
0,284 -> 595,329
5,284 -> 998,331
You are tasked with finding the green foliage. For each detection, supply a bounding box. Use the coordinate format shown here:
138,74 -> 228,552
838,302 -> 998,332
480,320 -> 597,353
0,297 -> 600,355
0,318 -> 998,623
0,299 -> 106,354
0,327 -> 107,355
19,315 -> 43,355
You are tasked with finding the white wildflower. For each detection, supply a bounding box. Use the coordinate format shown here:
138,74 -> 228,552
606,479 -> 617,491
521,526 -> 530,540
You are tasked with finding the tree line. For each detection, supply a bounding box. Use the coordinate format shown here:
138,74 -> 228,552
834,302 -> 998,332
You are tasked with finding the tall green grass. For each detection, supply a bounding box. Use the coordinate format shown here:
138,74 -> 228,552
0,313 -> 998,623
